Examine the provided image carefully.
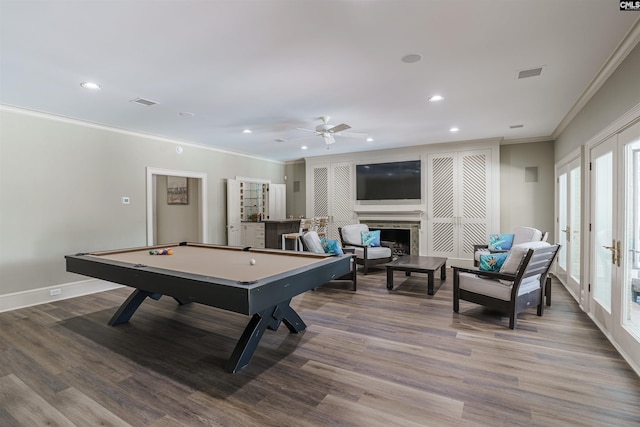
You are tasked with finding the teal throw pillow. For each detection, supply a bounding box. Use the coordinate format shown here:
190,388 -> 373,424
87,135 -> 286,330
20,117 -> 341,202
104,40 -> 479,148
479,252 -> 509,272
361,230 -> 381,247
321,238 -> 344,255
488,233 -> 514,251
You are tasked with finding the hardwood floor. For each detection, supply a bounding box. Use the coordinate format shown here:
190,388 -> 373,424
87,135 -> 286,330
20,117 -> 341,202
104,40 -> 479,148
1,268 -> 639,426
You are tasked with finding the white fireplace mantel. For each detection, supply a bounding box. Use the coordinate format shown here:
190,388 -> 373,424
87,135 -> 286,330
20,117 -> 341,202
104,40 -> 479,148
354,207 -> 424,222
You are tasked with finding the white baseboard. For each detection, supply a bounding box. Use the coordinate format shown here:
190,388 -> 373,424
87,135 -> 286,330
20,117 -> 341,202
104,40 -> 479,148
0,279 -> 123,313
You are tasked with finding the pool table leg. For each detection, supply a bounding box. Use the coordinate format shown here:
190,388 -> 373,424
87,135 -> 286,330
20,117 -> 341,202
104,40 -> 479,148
225,299 -> 306,373
108,289 -> 161,326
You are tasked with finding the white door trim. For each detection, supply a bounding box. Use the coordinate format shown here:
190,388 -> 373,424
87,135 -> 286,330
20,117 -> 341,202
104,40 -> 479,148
146,167 -> 208,245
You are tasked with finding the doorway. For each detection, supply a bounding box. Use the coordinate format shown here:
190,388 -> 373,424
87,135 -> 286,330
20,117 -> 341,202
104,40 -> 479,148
556,156 -> 582,301
588,119 -> 640,370
146,167 -> 208,245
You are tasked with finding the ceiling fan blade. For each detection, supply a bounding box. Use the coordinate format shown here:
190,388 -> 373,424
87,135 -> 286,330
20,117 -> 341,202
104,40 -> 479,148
328,123 -> 351,133
336,131 -> 368,139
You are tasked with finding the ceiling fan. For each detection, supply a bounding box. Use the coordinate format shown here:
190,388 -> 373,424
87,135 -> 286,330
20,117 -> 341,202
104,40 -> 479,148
278,116 -> 367,145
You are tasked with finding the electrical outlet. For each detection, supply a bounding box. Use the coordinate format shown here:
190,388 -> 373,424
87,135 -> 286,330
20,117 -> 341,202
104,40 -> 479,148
50,288 -> 61,296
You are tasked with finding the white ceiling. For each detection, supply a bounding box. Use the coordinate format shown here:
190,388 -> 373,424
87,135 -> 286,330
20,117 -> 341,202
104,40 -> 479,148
1,1 -> 639,162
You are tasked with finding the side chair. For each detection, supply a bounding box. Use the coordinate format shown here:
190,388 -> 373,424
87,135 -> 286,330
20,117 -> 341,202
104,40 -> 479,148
453,242 -> 560,329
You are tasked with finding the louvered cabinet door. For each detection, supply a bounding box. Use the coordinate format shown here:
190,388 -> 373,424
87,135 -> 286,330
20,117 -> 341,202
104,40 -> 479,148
427,150 -> 491,260
310,164 -> 329,219
459,151 -> 489,258
427,153 -> 456,257
330,162 -> 355,240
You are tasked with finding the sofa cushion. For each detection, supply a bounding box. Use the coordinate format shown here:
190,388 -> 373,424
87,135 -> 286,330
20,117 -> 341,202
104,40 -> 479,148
512,226 -> 543,246
500,241 -> 551,275
459,272 -> 542,301
302,231 -> 324,254
341,224 -> 369,245
353,246 -> 391,260
488,233 -> 514,251
361,230 -> 381,247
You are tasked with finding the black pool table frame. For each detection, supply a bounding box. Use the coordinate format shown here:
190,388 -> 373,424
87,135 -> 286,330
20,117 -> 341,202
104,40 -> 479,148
65,243 -> 352,373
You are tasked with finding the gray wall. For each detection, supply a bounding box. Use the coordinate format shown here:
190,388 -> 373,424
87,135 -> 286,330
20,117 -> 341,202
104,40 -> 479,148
285,161 -> 307,218
0,108 -> 285,294
155,176 -> 200,244
500,141 -> 555,241
555,42 -> 640,159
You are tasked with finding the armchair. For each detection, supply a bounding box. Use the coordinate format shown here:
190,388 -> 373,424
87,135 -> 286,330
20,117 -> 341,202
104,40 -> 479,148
301,231 -> 356,290
473,226 -> 548,267
453,242 -> 560,329
338,224 -> 392,274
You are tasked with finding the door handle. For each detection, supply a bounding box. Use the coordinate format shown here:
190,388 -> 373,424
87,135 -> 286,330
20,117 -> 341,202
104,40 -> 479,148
616,240 -> 621,267
561,226 -> 570,241
603,239 -> 620,266
603,243 -> 616,265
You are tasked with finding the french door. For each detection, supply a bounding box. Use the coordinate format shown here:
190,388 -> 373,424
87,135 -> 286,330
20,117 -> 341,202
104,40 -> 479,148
589,120 -> 640,368
556,158 -> 581,301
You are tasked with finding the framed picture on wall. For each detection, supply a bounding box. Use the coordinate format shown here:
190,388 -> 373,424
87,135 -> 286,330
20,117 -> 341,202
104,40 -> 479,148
167,176 -> 188,205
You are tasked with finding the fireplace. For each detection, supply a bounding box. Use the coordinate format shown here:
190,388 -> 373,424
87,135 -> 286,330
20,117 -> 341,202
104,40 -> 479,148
360,220 -> 420,257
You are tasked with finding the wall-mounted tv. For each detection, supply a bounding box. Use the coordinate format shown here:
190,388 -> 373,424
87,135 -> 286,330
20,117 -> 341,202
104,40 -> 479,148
356,160 -> 421,201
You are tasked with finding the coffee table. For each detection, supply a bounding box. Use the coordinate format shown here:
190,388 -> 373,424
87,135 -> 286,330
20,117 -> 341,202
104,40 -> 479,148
386,255 -> 447,295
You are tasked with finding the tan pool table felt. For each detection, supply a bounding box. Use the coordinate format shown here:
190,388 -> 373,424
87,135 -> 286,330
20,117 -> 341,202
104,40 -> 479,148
89,245 -> 329,283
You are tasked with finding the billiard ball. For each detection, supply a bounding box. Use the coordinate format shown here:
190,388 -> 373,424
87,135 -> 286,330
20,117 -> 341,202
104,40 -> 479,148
249,258 -> 256,265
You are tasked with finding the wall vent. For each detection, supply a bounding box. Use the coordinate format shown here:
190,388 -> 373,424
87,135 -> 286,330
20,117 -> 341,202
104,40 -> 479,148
517,67 -> 543,79
130,97 -> 158,107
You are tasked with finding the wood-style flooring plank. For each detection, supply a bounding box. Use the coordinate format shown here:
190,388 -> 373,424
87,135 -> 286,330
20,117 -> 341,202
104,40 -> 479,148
0,270 -> 639,426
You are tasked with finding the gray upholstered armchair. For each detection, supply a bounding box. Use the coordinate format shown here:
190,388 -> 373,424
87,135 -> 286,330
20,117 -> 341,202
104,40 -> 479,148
454,242 -> 560,329
338,224 -> 392,274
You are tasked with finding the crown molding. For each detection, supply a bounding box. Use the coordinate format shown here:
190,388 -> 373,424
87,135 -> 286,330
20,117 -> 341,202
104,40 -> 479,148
552,16 -> 640,140
500,136 -> 554,146
0,104 -> 285,165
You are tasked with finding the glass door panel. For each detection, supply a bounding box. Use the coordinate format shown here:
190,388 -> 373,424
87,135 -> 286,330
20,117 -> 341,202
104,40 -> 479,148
593,150 -> 613,310
569,164 -> 581,285
558,172 -> 568,281
623,137 -> 640,337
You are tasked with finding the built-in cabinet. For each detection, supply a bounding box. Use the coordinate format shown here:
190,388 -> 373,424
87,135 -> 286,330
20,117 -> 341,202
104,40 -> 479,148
426,149 -> 492,259
306,162 -> 354,240
227,178 -> 286,246
306,144 -> 498,261
240,222 -> 265,248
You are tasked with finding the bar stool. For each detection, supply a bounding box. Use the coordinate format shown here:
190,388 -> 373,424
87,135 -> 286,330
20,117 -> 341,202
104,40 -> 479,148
315,216 -> 329,239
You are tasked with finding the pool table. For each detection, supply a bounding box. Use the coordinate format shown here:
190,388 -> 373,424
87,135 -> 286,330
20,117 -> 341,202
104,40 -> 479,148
65,242 -> 352,372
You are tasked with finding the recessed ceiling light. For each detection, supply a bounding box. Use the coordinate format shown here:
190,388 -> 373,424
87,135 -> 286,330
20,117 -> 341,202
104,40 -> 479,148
242,129 -> 252,134
366,137 -> 374,142
449,127 -> 459,132
401,54 -> 422,64
80,82 -> 101,90
301,146 -> 308,150
428,95 -> 444,102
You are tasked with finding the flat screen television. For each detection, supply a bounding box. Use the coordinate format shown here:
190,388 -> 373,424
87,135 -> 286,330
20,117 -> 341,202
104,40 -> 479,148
356,160 -> 421,201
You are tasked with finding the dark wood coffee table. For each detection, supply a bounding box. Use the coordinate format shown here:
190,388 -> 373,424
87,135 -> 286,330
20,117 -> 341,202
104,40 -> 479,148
386,255 -> 447,295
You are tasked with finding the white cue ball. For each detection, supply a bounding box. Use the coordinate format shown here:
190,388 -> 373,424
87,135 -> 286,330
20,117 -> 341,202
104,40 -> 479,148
249,258 -> 256,265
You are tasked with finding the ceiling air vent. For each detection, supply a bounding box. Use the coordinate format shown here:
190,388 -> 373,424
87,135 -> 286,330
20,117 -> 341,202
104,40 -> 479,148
517,67 -> 543,79
510,124 -> 524,129
130,97 -> 158,107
